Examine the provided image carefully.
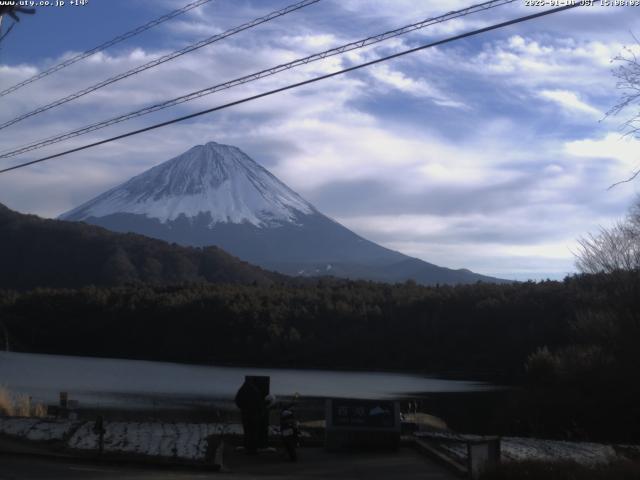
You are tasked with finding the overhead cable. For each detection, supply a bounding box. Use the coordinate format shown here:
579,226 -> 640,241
0,3 -> 581,175
0,0 -> 516,159
0,0 -> 214,98
0,0 -> 321,130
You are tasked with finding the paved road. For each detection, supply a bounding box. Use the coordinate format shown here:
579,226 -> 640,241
0,448 -> 456,479
0,455 -> 213,480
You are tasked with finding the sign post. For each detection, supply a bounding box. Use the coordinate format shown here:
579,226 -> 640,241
93,415 -> 106,454
325,398 -> 401,451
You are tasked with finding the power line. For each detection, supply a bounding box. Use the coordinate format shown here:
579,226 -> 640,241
0,0 -> 517,160
0,0 -> 321,131
0,3 -> 581,176
0,0 -> 213,98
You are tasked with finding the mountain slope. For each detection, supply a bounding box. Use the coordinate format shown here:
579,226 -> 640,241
60,142 -> 506,285
0,203 -> 279,290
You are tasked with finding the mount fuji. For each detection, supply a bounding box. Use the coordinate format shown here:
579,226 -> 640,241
60,142 -> 504,284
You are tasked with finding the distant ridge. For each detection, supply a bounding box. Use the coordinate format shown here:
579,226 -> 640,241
0,202 -> 279,290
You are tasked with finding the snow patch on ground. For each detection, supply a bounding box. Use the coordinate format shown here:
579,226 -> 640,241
66,421 -> 235,460
0,418 -> 40,437
0,418 -> 76,441
502,437 -> 617,466
417,432 -> 620,467
1,415 -> 309,461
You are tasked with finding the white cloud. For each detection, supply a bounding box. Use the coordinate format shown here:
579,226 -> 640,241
564,132 -> 640,185
468,35 -> 624,92
368,64 -> 467,108
539,89 -> 601,117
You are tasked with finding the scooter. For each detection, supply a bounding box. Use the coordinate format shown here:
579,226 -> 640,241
279,397 -> 300,462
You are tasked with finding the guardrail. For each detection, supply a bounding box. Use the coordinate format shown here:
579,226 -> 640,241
414,431 -> 501,479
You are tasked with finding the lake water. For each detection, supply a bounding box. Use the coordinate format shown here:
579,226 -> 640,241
0,351 -> 491,408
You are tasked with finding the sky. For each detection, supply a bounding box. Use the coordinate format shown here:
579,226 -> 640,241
0,0 -> 639,281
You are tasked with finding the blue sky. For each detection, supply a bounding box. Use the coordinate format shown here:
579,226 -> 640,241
0,0 -> 639,280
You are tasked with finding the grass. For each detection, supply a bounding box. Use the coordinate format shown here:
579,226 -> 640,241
0,385 -> 46,417
481,460 -> 640,480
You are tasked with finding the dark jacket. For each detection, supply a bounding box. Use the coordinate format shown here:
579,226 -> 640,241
235,380 -> 263,413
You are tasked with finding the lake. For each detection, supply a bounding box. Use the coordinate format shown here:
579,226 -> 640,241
0,351 -> 491,409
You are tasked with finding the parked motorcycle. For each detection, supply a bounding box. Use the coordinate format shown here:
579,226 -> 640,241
279,395 -> 300,462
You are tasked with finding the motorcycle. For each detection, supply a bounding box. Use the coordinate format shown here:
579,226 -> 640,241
279,396 -> 300,462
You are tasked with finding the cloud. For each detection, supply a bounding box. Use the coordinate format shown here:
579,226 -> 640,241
539,89 -> 602,117
467,35 -> 623,91
368,64 -> 468,108
564,133 -> 640,185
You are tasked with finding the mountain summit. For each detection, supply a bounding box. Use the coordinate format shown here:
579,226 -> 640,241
61,142 -> 315,227
61,142 -> 506,285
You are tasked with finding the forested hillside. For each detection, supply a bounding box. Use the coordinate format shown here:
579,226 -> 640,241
0,203 -> 279,289
1,270 -> 636,377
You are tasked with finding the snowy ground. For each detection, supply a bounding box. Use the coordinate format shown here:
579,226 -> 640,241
68,421 -> 237,460
2,418 -> 634,466
0,418 -> 77,442
0,417 -> 290,462
416,431 -> 623,466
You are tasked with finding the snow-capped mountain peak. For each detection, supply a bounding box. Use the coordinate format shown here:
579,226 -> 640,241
60,142 -> 314,227
59,141 -> 505,285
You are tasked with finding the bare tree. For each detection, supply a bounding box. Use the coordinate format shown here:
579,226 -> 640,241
0,7 -> 35,45
607,38 -> 640,188
576,196 -> 640,273
580,40 -> 640,270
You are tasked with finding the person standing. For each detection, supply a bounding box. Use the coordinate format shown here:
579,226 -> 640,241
234,378 -> 263,454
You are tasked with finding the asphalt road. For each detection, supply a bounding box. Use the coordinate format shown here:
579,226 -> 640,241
0,448 -> 456,479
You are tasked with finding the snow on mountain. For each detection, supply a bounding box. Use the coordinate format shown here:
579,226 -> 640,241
60,142 -> 314,227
